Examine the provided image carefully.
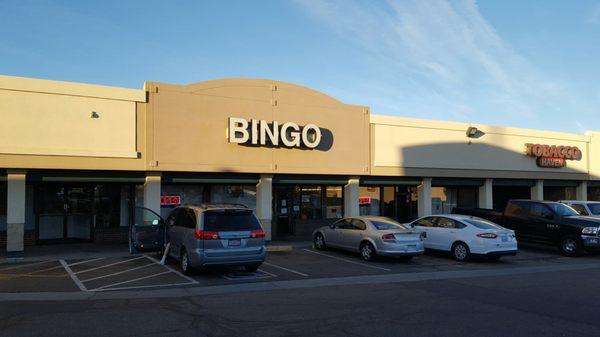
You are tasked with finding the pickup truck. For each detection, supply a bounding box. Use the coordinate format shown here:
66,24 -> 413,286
454,199 -> 600,256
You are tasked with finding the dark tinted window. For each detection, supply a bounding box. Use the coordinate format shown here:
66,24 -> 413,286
203,210 -> 261,231
505,201 -> 529,216
546,203 -> 578,216
570,204 -> 588,215
587,203 -> 600,215
175,208 -> 196,228
336,219 -> 354,229
530,203 -> 553,218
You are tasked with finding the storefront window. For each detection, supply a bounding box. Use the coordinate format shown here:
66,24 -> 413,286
359,186 -> 381,216
94,185 -> 126,228
432,187 -> 478,214
0,182 -> 6,216
160,185 -> 205,219
298,186 -> 322,220
210,185 -> 257,211
382,186 -> 396,218
544,186 -> 576,201
589,187 -> 600,201
325,186 -> 343,219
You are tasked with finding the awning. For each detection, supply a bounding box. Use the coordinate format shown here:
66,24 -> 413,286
273,175 -> 349,185
431,178 -> 484,187
492,179 -> 536,187
360,176 -> 421,186
544,180 -> 580,188
163,173 -> 259,185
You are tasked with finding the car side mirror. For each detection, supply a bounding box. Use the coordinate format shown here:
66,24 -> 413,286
152,219 -> 160,226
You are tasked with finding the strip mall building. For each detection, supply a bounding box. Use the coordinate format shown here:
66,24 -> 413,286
2,74 -> 600,256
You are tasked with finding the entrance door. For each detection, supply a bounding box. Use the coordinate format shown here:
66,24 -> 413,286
37,185 -> 94,243
274,186 -> 293,236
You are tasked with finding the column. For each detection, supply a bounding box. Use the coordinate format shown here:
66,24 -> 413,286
143,172 -> 161,214
6,169 -> 26,257
478,178 -> 493,209
344,177 -> 360,217
576,181 -> 588,201
256,174 -> 273,241
531,179 -> 544,201
417,178 -> 432,217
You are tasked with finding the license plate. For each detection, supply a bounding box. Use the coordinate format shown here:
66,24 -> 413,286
501,236 -> 508,242
228,239 -> 241,247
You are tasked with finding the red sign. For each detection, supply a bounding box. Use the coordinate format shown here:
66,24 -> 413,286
525,143 -> 581,168
359,197 -> 372,205
160,196 -> 181,206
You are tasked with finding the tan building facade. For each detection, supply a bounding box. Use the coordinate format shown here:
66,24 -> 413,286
1,74 -> 599,255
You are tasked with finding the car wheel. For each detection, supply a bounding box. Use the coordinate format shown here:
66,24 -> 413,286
451,242 -> 471,262
360,242 -> 376,261
180,249 -> 193,275
559,236 -> 583,257
244,264 -> 261,272
314,233 -> 326,250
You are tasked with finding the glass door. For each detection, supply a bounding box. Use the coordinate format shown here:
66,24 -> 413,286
36,184 -> 94,243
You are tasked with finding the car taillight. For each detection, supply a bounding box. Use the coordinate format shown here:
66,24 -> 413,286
194,229 -> 220,240
250,229 -> 265,238
382,233 -> 396,242
477,233 -> 498,239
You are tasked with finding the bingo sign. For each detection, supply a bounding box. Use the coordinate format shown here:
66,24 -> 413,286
160,195 -> 181,206
359,197 -> 372,205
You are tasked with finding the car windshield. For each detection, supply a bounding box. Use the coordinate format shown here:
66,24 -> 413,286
203,210 -> 261,231
587,203 -> 600,215
370,218 -> 408,230
547,203 -> 579,216
464,218 -> 503,230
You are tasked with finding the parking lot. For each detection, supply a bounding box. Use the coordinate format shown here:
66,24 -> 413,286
2,243 -> 599,294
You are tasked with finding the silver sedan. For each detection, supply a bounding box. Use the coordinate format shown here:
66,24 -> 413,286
313,216 -> 425,261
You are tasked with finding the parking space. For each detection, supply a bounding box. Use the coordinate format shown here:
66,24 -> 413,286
1,245 -> 598,294
64,255 -> 198,292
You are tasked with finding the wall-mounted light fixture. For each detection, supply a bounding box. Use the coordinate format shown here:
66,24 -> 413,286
91,111 -> 100,118
466,126 -> 478,138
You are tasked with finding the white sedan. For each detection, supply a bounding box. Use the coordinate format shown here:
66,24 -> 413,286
409,214 -> 518,261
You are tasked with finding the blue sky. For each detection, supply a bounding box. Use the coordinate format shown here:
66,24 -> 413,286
1,0 -> 600,134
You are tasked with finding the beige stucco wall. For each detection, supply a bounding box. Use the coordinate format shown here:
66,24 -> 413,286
145,78 -> 370,175
0,75 -> 147,171
370,115 -> 591,180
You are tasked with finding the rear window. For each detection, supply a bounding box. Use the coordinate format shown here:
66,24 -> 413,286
370,219 -> 408,230
203,210 -> 261,231
464,218 -> 503,230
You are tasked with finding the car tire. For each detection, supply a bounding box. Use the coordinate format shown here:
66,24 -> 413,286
314,233 -> 326,250
180,249 -> 193,275
559,236 -> 583,257
244,264 -> 261,272
451,242 -> 471,262
360,242 -> 376,261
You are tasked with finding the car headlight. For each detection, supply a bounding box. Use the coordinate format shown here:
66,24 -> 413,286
582,227 -> 599,235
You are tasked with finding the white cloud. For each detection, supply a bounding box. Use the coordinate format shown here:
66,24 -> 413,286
294,0 -> 596,132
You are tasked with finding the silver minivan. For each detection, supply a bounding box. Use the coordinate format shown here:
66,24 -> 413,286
166,204 -> 267,275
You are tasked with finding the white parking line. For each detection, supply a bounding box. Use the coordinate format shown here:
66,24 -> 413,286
220,269 -> 276,281
263,262 -> 309,277
59,259 -> 88,292
302,249 -> 392,272
143,255 -> 199,284
67,257 -> 106,267
90,271 -> 173,291
74,256 -> 146,275
91,281 -> 198,292
80,263 -> 156,283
